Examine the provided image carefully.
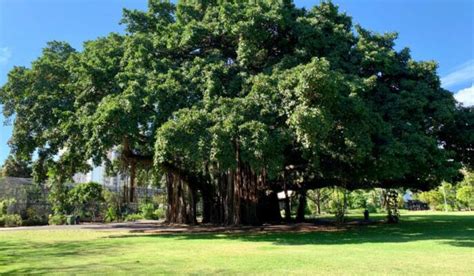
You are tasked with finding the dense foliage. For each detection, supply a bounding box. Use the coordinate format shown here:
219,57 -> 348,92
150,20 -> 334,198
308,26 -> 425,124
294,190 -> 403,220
67,182 -> 105,220
1,155 -> 32,178
417,170 -> 474,211
0,198 -> 23,227
1,0 -> 472,224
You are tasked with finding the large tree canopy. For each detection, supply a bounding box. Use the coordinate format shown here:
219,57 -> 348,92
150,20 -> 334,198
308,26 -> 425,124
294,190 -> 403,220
1,0 -> 472,224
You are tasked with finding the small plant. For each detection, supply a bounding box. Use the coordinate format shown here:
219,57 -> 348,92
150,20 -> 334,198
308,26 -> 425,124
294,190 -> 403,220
48,214 -> 66,225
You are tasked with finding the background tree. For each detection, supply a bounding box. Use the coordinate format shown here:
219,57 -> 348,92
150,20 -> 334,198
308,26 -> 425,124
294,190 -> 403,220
455,170 -> 473,210
1,155 -> 32,178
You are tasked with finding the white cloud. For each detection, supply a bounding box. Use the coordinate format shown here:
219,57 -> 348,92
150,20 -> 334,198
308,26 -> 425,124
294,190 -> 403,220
454,84 -> 474,107
441,60 -> 474,88
0,47 -> 11,64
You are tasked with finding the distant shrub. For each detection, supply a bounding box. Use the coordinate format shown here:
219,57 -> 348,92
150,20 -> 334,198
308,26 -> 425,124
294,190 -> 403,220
124,213 -> 143,222
102,189 -> 121,222
137,202 -> 166,220
1,214 -> 23,227
139,202 -> 156,220
350,190 -> 368,209
456,184 -> 473,210
435,204 -> 455,212
22,207 -> 48,226
153,208 -> 165,220
104,207 -> 119,223
68,182 -> 105,221
22,217 -> 48,226
0,198 -> 16,216
366,204 -> 377,213
0,198 -> 22,227
48,214 -> 66,225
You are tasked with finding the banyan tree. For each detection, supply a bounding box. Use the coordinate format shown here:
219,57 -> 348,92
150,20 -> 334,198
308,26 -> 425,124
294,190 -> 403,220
1,0 -> 472,224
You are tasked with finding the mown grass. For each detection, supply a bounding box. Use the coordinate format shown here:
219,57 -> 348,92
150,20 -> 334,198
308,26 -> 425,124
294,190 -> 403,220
0,211 -> 473,275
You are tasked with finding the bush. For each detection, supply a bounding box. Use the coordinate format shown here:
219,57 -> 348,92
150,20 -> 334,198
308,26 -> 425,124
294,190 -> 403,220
102,189 -> 121,220
350,190 -> 368,209
139,202 -> 156,219
22,216 -> 48,226
48,214 -> 66,225
1,214 -> 23,227
47,173 -> 71,215
22,207 -> 48,226
104,207 -> 119,223
366,203 -> 377,213
456,184 -> 473,210
435,204 -> 455,212
68,182 -> 105,221
0,199 -> 23,227
124,213 -> 143,222
153,208 -> 165,220
0,198 -> 16,216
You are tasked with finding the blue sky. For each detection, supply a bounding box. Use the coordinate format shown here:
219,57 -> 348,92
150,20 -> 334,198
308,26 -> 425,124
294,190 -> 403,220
0,0 -> 473,164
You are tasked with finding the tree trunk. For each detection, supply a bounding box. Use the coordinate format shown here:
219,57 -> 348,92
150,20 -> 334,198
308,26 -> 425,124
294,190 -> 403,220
129,162 -> 136,203
316,189 -> 321,215
342,189 -> 348,222
164,139 -> 267,226
257,191 -> 281,223
227,139 -> 260,225
283,182 -> 291,222
123,177 -> 128,204
202,166 -> 264,225
381,189 -> 388,209
232,158 -> 242,225
240,165 -> 259,225
201,185 -> 213,224
165,172 -> 196,224
296,189 -> 307,222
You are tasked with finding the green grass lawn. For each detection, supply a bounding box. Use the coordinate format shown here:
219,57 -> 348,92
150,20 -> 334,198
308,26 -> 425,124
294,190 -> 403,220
1,212 -> 473,275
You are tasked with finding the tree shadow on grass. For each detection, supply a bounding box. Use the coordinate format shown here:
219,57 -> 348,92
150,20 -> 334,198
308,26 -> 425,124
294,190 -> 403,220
109,214 -> 474,247
0,237 -> 187,275
443,240 -> 474,247
0,214 -> 472,274
0,238 -> 130,274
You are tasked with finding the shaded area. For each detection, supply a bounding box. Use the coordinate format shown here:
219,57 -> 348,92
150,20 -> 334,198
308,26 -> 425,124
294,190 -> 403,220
0,214 -> 473,274
0,239 -> 127,273
108,214 -> 474,246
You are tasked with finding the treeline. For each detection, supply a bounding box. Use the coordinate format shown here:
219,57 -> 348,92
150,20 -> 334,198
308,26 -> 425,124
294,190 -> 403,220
306,171 -> 474,216
416,171 -> 473,211
0,0 -> 472,225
